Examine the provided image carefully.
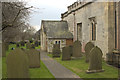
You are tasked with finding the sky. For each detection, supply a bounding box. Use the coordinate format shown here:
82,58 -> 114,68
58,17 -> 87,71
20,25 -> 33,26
26,0 -> 77,31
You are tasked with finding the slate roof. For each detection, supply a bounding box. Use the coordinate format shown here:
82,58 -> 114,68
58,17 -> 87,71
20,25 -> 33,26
41,20 -> 73,39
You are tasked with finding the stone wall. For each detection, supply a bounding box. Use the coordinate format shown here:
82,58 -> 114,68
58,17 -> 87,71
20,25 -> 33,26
40,24 -> 47,51
62,2 -> 116,59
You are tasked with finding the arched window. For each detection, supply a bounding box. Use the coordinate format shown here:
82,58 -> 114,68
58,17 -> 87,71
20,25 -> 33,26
91,21 -> 96,41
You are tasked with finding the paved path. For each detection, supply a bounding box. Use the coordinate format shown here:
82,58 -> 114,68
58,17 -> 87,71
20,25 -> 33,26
40,51 -> 81,79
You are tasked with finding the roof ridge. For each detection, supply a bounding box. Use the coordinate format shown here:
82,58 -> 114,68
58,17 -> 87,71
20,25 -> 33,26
42,20 -> 67,22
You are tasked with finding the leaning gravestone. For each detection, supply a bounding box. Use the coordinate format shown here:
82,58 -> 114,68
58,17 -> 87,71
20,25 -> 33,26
6,48 -> 29,78
73,40 -> 82,58
86,46 -> 104,73
26,42 -> 31,49
52,44 -> 61,57
27,49 -> 40,68
62,46 -> 71,61
85,42 -> 94,63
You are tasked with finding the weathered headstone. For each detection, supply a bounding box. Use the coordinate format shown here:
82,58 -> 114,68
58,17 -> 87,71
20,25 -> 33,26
52,44 -> 61,57
20,41 -> 25,46
26,42 -> 31,49
29,39 -> 33,43
73,40 -> 82,58
34,41 -> 39,47
27,49 -> 40,68
31,44 -> 35,49
86,46 -> 104,73
38,41 -> 41,45
16,43 -> 20,48
6,48 -> 29,78
85,42 -> 94,63
62,46 -> 71,61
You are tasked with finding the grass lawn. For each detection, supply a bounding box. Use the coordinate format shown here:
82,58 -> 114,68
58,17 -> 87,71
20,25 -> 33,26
2,44 -> 54,78
48,54 -> 118,79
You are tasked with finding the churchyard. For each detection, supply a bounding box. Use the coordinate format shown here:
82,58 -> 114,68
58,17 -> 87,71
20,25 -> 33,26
1,40 -> 119,79
48,41 -> 118,79
2,41 -> 54,79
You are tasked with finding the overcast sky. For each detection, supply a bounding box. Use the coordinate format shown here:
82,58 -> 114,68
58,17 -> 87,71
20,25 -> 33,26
26,0 -> 77,31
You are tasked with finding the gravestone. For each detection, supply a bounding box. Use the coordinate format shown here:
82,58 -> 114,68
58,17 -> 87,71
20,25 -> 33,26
31,44 -> 35,49
34,41 -> 39,47
26,42 -> 31,49
62,46 -> 71,61
6,48 -> 29,78
69,45 -> 73,56
16,43 -> 20,48
20,41 -> 25,46
52,44 -> 61,57
86,46 -> 104,73
38,41 -> 41,45
27,49 -> 40,68
73,40 -> 82,58
85,42 -> 94,63
2,43 -> 6,57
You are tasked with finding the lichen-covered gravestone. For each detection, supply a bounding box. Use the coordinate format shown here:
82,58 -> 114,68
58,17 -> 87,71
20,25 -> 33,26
27,49 -> 40,68
62,46 -> 71,61
26,42 -> 31,49
85,42 -> 94,63
6,48 -> 29,78
73,40 -> 82,58
52,44 -> 61,57
86,46 -> 104,73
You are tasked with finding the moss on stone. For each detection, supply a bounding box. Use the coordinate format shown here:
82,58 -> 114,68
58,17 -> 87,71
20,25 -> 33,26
85,42 -> 94,63
89,46 -> 103,71
6,48 -> 29,78
26,49 -> 40,68
52,44 -> 61,57
62,46 -> 71,61
73,40 -> 82,58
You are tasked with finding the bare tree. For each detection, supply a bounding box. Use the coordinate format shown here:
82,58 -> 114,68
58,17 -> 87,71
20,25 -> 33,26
2,2 -> 33,42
